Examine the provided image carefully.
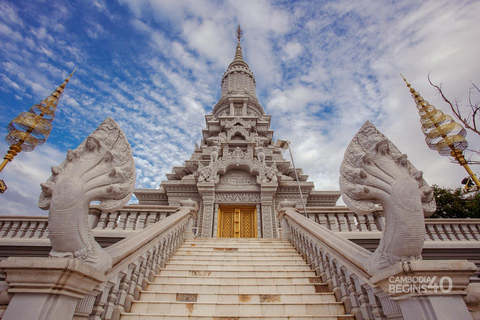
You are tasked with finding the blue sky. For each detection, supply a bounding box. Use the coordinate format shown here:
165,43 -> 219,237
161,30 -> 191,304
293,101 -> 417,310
1,0 -> 480,215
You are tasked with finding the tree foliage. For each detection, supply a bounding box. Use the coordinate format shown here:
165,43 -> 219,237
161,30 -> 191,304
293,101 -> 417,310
431,185 -> 480,218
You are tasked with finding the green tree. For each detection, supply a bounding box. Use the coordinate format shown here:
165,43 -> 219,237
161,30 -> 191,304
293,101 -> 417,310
431,185 -> 480,218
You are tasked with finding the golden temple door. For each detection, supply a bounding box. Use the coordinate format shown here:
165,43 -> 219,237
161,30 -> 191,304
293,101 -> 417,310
217,206 -> 257,238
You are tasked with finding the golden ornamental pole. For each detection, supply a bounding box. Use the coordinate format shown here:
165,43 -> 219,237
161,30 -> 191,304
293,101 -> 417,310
401,75 -> 480,190
0,70 -> 75,193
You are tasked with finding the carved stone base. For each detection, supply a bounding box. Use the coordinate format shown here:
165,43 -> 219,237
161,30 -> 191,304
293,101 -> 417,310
371,259 -> 477,320
0,257 -> 106,320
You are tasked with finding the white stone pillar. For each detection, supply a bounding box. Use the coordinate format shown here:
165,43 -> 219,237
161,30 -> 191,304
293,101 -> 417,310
0,257 -> 106,320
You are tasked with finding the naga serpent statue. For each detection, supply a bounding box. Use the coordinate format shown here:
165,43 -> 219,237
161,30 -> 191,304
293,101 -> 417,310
340,121 -> 436,275
38,117 -> 136,272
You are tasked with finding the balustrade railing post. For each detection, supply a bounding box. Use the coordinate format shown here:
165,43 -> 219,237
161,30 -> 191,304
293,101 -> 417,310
125,211 -> 138,230
74,288 -> 102,320
0,221 -> 12,237
90,282 -> 113,320
6,221 -> 20,238
123,264 -> 137,313
88,209 -> 101,229
117,211 -> 128,230
346,273 -> 362,319
26,221 -> 38,238
338,266 -> 352,314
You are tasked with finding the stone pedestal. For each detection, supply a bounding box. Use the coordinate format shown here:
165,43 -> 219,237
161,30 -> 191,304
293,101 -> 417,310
371,259 -> 477,320
0,257 -> 106,320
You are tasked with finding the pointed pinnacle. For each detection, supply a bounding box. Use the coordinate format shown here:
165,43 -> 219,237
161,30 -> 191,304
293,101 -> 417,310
236,25 -> 243,44
66,68 -> 76,82
400,73 -> 411,87
60,69 -> 76,89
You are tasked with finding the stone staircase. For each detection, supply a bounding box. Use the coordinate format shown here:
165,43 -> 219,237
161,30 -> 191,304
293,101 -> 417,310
121,238 -> 354,320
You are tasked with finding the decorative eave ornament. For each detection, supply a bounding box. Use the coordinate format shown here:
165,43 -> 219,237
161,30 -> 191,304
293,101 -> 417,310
340,121 -> 435,275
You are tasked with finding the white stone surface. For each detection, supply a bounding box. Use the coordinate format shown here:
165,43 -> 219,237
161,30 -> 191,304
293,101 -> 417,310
340,121 -> 436,275
38,117 -> 136,272
123,238 -> 352,319
0,257 -> 105,320
370,259 -> 477,320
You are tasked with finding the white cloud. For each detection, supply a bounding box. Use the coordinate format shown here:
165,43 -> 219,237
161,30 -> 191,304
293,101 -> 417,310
1,0 -> 480,217
282,42 -> 302,60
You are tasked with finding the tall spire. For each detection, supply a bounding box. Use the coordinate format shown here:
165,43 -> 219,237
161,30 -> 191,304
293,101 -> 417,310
234,25 -> 244,62
401,74 -> 467,156
214,26 -> 262,116
228,25 -> 248,69
0,70 -> 75,193
5,69 -> 75,151
402,74 -> 480,190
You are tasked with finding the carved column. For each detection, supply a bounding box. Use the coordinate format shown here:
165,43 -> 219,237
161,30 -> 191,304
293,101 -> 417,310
260,183 -> 278,238
256,203 -> 262,238
198,182 -> 215,238
213,203 -> 219,238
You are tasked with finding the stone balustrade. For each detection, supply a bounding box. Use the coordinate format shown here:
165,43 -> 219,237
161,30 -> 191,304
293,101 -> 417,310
74,202 -> 197,319
0,202 -> 198,320
424,219 -> 480,242
279,204 -> 402,319
0,205 -> 180,243
306,207 -> 384,232
0,216 -> 49,240
1,206 -> 479,245
306,207 -> 480,242
279,203 -> 477,320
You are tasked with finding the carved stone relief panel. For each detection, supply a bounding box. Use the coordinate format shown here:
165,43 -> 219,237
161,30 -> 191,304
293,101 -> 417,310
215,192 -> 260,203
261,205 -> 274,238
201,204 -> 214,238
216,169 -> 260,191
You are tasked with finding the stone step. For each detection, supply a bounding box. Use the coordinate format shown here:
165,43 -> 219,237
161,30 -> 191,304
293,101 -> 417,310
167,260 -> 308,266
184,239 -> 289,243
159,270 -> 316,277
164,264 -> 311,271
149,275 -> 321,285
121,314 -> 354,320
176,249 -> 299,254
180,241 -> 293,246
145,283 -> 324,294
183,245 -> 296,249
129,301 -> 346,316
174,252 -> 303,258
138,292 -> 337,303
121,239 -> 350,319
170,256 -> 306,262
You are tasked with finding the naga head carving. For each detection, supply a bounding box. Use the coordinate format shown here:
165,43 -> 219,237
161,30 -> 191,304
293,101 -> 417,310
340,121 -> 435,275
38,117 -> 135,272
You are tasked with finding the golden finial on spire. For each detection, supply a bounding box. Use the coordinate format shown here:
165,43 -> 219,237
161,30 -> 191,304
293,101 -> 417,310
235,25 -> 243,44
0,70 -> 75,193
402,74 -> 480,190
